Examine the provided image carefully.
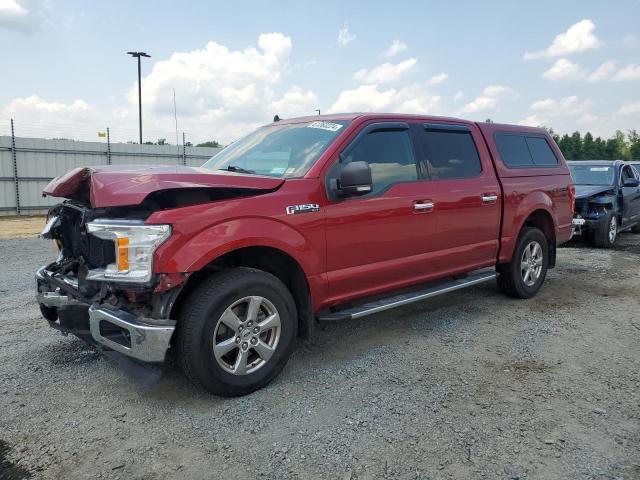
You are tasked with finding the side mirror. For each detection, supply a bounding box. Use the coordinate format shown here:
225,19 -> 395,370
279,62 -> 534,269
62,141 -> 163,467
338,161 -> 373,197
623,178 -> 640,187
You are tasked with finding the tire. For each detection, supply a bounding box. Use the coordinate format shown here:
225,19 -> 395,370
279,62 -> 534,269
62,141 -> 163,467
497,227 -> 549,299
631,222 -> 640,234
176,267 -> 297,397
591,210 -> 617,248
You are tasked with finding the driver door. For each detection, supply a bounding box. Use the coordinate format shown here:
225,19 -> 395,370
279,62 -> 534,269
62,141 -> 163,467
323,122 -> 437,306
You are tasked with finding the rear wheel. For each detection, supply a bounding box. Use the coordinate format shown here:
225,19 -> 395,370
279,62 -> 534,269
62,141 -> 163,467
176,267 -> 297,397
591,210 -> 617,248
497,227 -> 549,299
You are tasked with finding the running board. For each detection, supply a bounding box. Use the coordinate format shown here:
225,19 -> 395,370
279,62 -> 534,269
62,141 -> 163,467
317,270 -> 497,322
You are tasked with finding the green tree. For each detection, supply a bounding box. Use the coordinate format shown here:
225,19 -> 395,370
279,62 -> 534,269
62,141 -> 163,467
197,140 -> 222,148
582,132 -> 597,159
628,129 -> 640,160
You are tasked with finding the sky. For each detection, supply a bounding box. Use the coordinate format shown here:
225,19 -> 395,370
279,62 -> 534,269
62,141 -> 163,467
0,0 -> 639,144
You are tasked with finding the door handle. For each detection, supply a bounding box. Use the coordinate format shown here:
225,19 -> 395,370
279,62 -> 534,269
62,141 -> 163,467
414,201 -> 434,212
481,194 -> 498,204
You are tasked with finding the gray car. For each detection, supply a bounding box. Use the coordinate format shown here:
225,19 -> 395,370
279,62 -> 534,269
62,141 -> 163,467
569,160 -> 640,247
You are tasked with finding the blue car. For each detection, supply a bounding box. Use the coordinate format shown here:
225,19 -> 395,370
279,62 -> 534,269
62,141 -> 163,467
568,160 -> 640,248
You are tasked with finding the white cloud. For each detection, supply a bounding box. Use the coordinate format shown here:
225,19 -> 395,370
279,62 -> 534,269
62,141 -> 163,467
519,95 -> 607,133
383,39 -> 407,57
269,86 -> 318,118
588,61 -> 616,81
528,95 -> 593,115
427,73 -> 448,85
353,58 -> 417,84
1,95 -> 102,139
0,0 -> 44,33
458,85 -> 515,114
617,101 -> 640,116
122,33 -> 303,142
453,90 -> 464,102
2,33 -> 323,144
544,60 -> 640,83
542,58 -> 586,81
524,19 -> 601,59
327,84 -> 441,114
530,98 -> 556,111
3,94 -> 94,116
613,64 -> 640,81
337,22 -> 355,46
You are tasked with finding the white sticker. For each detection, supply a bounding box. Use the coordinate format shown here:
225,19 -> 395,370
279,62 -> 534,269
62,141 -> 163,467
270,167 -> 286,174
590,167 -> 610,171
307,121 -> 343,132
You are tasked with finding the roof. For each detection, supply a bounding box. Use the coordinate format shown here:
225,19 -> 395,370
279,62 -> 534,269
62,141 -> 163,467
272,112 -> 472,124
567,160 -> 626,166
269,113 -> 548,134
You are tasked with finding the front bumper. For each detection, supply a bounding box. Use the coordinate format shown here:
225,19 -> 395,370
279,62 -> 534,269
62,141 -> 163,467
36,267 -> 175,363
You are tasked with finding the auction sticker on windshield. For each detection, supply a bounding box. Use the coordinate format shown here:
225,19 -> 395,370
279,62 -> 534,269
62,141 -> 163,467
590,167 -> 610,171
307,121 -> 344,132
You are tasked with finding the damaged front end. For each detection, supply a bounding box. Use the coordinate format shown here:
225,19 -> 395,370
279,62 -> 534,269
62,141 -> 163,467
572,191 -> 617,237
36,201 -> 186,365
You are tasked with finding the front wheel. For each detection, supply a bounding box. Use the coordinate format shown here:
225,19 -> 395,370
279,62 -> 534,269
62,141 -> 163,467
176,267 -> 297,397
591,210 -> 617,248
497,227 -> 549,299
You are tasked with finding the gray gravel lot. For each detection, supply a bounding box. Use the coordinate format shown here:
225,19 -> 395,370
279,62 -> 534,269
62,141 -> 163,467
1,233 -> 639,480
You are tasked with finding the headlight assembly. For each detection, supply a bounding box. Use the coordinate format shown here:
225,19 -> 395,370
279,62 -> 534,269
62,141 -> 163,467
86,219 -> 171,283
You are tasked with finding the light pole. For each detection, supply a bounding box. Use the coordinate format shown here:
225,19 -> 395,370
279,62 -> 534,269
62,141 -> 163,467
127,51 -> 150,144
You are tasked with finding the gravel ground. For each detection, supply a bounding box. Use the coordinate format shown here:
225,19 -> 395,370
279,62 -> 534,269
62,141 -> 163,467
1,233 -> 639,480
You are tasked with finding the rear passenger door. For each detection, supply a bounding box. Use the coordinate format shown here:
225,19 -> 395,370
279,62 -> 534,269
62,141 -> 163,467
411,123 -> 502,274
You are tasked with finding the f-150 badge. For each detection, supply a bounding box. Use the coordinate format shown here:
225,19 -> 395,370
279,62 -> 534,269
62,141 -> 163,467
286,204 -> 320,215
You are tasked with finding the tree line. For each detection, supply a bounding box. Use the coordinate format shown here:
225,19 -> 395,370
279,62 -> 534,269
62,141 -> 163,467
549,129 -> 640,161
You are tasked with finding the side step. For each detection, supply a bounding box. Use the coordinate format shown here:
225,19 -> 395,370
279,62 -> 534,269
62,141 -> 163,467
317,270 -> 497,322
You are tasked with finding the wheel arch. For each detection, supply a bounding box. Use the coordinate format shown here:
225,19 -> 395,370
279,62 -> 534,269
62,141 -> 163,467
520,208 -> 557,268
171,245 -> 315,340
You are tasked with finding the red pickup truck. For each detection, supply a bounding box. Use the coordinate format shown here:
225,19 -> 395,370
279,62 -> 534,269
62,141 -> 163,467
37,114 -> 574,396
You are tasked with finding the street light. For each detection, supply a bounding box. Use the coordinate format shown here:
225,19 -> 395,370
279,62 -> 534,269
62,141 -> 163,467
127,51 -> 150,144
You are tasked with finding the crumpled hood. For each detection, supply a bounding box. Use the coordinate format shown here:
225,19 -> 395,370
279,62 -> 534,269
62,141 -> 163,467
42,165 -> 285,208
574,184 -> 615,200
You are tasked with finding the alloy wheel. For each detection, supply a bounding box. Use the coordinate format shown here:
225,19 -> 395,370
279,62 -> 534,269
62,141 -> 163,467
212,296 -> 281,375
520,241 -> 543,287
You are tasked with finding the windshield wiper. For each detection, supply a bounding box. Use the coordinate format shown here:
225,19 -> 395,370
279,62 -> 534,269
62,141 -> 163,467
221,165 -> 255,174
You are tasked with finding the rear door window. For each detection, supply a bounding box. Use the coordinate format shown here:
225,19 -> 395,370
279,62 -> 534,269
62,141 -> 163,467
416,127 -> 482,180
495,133 -> 559,168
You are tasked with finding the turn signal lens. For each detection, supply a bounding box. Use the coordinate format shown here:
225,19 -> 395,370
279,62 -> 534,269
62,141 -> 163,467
116,237 -> 130,271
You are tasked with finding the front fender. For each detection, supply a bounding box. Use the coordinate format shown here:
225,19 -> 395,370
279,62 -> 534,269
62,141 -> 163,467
154,217 -> 323,276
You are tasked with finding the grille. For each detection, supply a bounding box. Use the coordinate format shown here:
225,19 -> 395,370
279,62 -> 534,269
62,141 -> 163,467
54,205 -> 115,268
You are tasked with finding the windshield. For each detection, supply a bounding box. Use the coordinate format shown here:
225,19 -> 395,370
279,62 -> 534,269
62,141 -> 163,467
569,164 -> 615,185
202,120 -> 350,178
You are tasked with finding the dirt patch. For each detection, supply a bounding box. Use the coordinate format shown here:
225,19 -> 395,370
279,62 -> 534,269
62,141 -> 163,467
0,217 -> 46,239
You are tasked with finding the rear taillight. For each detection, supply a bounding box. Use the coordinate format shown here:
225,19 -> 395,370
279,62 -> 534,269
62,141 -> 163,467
568,184 -> 576,213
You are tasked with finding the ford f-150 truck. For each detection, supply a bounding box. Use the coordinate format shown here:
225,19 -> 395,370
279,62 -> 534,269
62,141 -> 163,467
36,114 -> 574,396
